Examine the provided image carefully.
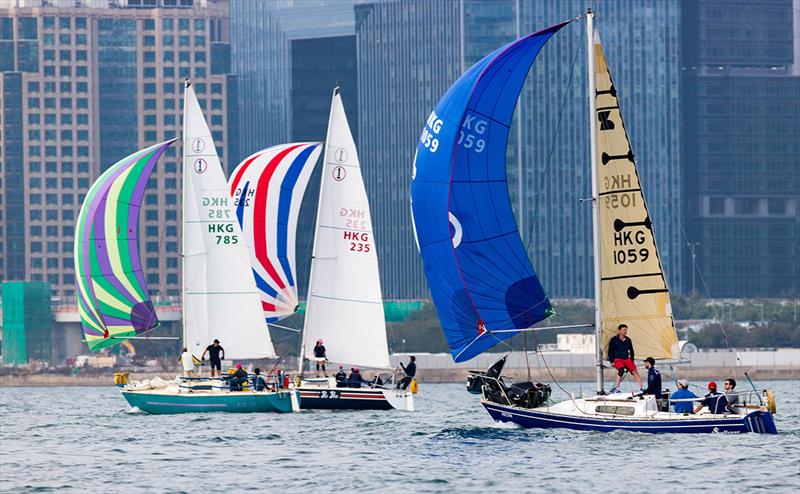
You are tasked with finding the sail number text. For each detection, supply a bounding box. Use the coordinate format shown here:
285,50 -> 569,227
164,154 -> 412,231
203,195 -> 239,245
457,114 -> 487,153
421,111 -> 443,153
613,229 -> 649,265
341,208 -> 370,253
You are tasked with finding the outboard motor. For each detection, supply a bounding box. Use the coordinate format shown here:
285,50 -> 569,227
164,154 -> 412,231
466,356 -> 507,394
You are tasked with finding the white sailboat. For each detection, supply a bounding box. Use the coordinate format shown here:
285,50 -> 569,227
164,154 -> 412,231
120,81 -> 300,414
296,88 -> 414,411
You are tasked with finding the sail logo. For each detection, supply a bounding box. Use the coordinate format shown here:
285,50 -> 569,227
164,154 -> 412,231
420,111 -> 442,153
449,212 -> 462,248
334,148 -> 348,163
191,138 -> 205,154
194,158 -> 207,174
598,110 -> 616,130
332,166 -> 347,182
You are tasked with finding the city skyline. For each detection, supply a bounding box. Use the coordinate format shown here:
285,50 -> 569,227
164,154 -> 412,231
0,0 -> 797,312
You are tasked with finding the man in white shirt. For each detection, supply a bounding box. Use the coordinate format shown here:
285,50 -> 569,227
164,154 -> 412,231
179,347 -> 196,378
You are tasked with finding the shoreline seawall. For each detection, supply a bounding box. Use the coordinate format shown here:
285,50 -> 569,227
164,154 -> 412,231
1,366 -> 797,387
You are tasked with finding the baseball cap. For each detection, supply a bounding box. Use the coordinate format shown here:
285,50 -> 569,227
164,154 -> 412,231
678,379 -> 689,387
707,381 -> 717,389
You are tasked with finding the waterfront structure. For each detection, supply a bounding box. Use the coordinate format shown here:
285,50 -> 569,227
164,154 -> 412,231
356,0 -> 683,298
682,0 -> 800,297
0,0 -> 236,302
0,281 -> 52,365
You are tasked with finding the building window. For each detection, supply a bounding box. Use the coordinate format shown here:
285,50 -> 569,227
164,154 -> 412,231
164,114 -> 175,125
163,51 -> 174,62
163,66 -> 175,78
59,17 -> 71,29
75,17 -> 86,30
162,18 -> 174,30
143,35 -> 155,46
179,19 -> 189,31
76,34 -> 87,45
194,35 -> 205,47
143,19 -> 155,31
144,51 -> 156,62
76,66 -> 87,77
144,115 -> 156,125
179,51 -> 190,62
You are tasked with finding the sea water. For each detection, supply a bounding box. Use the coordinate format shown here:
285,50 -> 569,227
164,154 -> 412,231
1,380 -> 798,493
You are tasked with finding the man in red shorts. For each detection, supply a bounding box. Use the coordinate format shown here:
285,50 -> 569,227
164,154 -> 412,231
607,324 -> 643,392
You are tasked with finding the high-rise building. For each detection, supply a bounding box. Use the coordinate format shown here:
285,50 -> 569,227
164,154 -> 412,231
0,0 -> 236,302
682,0 -> 799,297
355,0 -> 683,299
230,0 -> 358,296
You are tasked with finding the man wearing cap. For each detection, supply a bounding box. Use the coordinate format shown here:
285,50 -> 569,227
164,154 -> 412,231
670,379 -> 697,414
201,339 -> 225,377
348,367 -> 365,388
694,381 -> 729,414
313,339 -> 327,377
228,363 -> 248,391
334,366 -> 347,387
641,357 -> 662,396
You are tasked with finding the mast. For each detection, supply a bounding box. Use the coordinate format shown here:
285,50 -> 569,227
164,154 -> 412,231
298,87 -> 338,375
181,79 -> 190,348
586,9 -> 604,394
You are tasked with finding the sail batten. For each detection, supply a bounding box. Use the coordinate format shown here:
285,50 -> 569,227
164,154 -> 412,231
593,34 -> 679,360
75,139 -> 177,350
411,22 -> 570,362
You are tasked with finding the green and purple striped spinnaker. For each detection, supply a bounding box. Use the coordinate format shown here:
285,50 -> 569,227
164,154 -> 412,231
74,138 -> 178,350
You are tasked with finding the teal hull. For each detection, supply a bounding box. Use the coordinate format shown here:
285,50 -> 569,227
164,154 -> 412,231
121,389 -> 299,414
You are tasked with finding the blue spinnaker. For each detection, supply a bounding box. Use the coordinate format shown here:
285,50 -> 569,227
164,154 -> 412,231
411,21 -> 570,362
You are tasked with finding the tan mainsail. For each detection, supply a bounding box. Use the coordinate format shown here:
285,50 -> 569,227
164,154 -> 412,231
594,34 -> 679,360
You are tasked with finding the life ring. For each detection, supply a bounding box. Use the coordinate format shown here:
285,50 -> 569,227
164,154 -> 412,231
766,389 -> 777,415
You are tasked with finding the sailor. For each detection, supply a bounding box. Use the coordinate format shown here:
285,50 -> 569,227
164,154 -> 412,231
179,347 -> 196,378
397,355 -> 416,390
313,339 -> 327,377
201,339 -> 225,377
641,357 -> 662,396
334,366 -> 347,387
723,378 -> 739,412
348,367 -> 365,388
251,368 -> 268,392
670,379 -> 697,414
228,363 -> 248,391
371,374 -> 384,387
607,324 -> 644,392
694,382 -> 729,414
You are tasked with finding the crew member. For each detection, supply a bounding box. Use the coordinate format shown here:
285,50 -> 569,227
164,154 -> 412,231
397,356 -> 416,390
694,382 -> 729,414
723,378 -> 739,412
607,324 -> 644,392
642,357 -> 662,396
670,379 -> 697,414
313,339 -> 327,377
179,347 -> 196,378
335,366 -> 347,387
201,339 -> 225,377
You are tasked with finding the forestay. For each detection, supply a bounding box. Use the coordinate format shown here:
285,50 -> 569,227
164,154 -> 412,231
410,22 -> 571,362
303,89 -> 390,369
182,82 -> 276,360
229,143 -> 322,322
75,140 -> 177,350
593,34 -> 679,360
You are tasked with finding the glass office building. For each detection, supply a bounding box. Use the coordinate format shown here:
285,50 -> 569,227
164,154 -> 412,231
682,0 -> 799,297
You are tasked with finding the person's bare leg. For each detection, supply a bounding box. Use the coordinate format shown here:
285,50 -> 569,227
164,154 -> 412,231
632,369 -> 643,387
614,373 -> 621,391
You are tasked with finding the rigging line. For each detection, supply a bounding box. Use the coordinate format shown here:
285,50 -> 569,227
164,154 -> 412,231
268,322 -> 301,333
524,20 -> 584,253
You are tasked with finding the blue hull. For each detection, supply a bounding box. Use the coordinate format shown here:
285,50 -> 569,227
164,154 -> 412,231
122,390 -> 298,414
483,402 -> 778,434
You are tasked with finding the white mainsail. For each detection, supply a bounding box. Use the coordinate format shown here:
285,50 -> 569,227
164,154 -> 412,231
302,88 -> 390,369
182,82 -> 276,359
593,35 -> 679,361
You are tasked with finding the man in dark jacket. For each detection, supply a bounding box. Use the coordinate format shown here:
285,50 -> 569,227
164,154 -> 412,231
607,324 -> 644,392
334,366 -> 347,387
694,382 -> 729,414
397,356 -> 416,390
642,357 -> 662,396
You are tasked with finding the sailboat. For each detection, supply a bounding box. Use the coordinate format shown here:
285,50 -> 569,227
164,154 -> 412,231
76,81 -> 299,414
233,88 -> 413,411
410,11 -> 776,433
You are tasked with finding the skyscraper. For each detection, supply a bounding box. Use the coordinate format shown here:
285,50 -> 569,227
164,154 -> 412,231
0,0 -> 236,302
682,0 -> 799,297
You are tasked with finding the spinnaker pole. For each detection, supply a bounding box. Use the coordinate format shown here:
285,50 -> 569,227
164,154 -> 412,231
586,9 -> 604,394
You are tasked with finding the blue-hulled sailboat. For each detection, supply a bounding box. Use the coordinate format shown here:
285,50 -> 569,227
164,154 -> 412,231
410,10 -> 777,434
